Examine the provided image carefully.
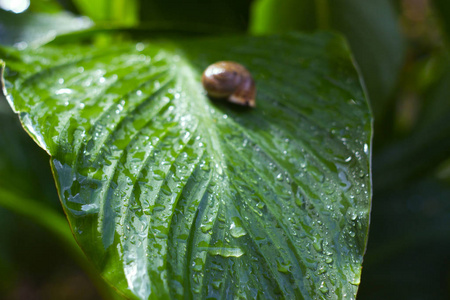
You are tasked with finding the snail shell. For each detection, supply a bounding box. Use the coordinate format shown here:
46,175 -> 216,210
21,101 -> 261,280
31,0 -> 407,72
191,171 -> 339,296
202,61 -> 256,107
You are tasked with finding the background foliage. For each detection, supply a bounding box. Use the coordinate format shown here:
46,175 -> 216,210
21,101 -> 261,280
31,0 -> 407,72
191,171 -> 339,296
0,0 -> 449,299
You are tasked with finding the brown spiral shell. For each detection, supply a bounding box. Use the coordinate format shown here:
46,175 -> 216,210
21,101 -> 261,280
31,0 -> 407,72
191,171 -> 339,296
201,61 -> 256,107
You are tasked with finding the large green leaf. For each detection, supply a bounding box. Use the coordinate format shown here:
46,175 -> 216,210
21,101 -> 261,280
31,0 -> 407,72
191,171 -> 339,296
1,31 -> 372,299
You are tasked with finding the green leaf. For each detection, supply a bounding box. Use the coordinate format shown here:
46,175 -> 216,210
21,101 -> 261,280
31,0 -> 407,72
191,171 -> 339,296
72,0 -> 138,26
1,31 -> 372,299
250,0 -> 405,119
249,0 -> 318,33
27,0 -> 65,14
0,10 -> 92,47
0,76 -> 121,300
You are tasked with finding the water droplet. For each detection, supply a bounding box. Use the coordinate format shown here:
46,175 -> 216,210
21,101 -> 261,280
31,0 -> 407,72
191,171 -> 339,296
358,169 -> 365,178
364,143 -> 369,155
338,168 -> 352,191
295,190 -> 304,207
15,41 -> 28,50
81,203 -> 98,213
212,280 -> 222,289
200,221 -> 214,233
277,260 -> 292,273
200,162 -> 209,171
192,258 -> 203,272
317,265 -> 327,274
55,88 -> 74,95
230,217 -> 247,238
161,185 -> 172,196
347,208 -> 358,221
207,242 -> 244,258
313,236 -> 323,252
350,275 -> 361,285
153,172 -> 164,181
136,42 -> 145,51
307,165 -> 324,182
319,281 -> 329,293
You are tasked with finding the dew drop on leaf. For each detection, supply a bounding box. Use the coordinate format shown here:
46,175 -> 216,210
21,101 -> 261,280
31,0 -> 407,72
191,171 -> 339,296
277,260 -> 292,273
319,281 -> 329,293
230,217 -> 247,238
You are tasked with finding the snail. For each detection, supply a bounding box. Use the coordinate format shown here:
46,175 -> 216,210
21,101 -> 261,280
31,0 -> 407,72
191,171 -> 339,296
201,61 -> 256,107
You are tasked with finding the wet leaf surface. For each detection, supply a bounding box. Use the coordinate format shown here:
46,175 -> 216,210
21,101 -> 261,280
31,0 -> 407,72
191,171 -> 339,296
1,31 -> 372,299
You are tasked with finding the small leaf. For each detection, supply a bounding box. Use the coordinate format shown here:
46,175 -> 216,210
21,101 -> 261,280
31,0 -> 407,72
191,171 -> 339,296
1,32 -> 372,299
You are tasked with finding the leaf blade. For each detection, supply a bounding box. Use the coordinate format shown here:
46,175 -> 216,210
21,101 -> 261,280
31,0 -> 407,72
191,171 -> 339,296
2,32 -> 372,299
